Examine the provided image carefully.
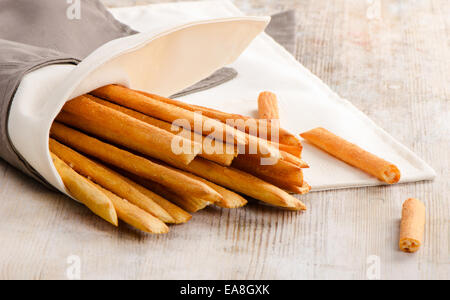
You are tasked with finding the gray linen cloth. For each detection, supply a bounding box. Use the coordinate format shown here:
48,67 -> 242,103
0,0 -> 296,186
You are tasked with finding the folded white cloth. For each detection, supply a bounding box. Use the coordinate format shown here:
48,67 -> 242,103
110,1 -> 435,191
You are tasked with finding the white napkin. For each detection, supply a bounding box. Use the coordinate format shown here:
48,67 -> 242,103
110,1 -> 435,191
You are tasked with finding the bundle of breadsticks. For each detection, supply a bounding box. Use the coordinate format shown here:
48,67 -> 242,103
49,85 -> 310,234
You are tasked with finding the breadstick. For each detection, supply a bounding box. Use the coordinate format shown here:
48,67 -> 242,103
300,127 -> 401,184
58,95 -> 200,166
92,85 -> 247,148
258,91 -> 279,120
280,150 -> 308,168
138,90 -> 301,147
115,175 -> 191,224
50,153 -> 118,226
50,122 -> 222,205
399,198 -> 426,253
128,176 -> 211,213
49,139 -> 175,223
283,181 -> 311,195
232,154 -> 304,188
169,157 -> 307,210
144,160 -> 248,209
92,85 -> 282,160
274,142 -> 302,158
88,96 -> 237,166
96,185 -> 169,234
176,171 -> 248,209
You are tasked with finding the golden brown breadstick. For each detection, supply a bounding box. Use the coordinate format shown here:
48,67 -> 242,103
283,181 -> 311,195
49,139 -> 175,223
57,95 -> 200,166
148,162 -> 248,209
51,153 -> 118,226
115,175 -> 191,224
169,157 -> 306,210
50,122 -> 222,205
232,154 -> 304,188
178,172 -> 248,209
88,96 -> 237,166
258,91 -> 279,120
300,127 -> 401,184
92,85 -> 247,148
138,90 -> 301,147
399,198 -> 426,253
92,85 -> 283,160
128,175 -> 211,213
279,150 -> 308,168
96,185 -> 169,234
274,142 -> 302,158
139,91 -> 301,147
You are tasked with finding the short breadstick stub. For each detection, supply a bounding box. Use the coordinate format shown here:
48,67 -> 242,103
399,198 -> 426,253
258,91 -> 279,120
300,127 -> 401,184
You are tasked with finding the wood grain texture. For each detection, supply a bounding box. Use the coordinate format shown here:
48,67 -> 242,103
0,0 -> 448,279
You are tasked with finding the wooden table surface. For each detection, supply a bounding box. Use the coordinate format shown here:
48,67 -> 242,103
0,0 -> 448,280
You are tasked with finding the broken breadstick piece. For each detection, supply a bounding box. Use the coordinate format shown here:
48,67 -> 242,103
51,153 -> 118,226
49,139 -> 175,224
300,127 -> 400,184
399,198 -> 426,253
258,91 -> 279,120
96,185 -> 169,234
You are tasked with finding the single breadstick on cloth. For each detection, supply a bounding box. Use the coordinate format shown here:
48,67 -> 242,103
258,91 -> 279,120
51,153 -> 118,226
399,198 -> 426,253
300,127 -> 400,184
